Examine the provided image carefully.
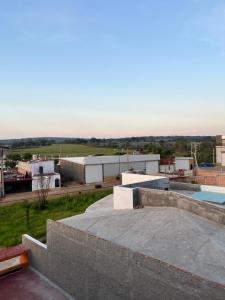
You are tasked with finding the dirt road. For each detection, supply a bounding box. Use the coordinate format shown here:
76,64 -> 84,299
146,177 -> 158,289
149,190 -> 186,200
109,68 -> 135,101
0,181 -> 116,206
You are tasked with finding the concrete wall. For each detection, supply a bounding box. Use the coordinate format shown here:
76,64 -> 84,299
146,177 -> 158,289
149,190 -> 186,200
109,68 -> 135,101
175,158 -> 193,171
23,220 -> 225,300
169,182 -> 201,191
139,188 -> 225,226
113,186 -> 138,209
114,175 -> 169,209
22,235 -> 48,275
60,160 -> 85,182
170,181 -> 225,194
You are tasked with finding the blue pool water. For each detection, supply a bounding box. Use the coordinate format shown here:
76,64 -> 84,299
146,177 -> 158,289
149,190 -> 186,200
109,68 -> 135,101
192,191 -> 225,204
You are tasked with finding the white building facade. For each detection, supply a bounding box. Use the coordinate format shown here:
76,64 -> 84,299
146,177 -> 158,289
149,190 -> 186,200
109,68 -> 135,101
216,135 -> 225,166
175,157 -> 194,171
18,160 -> 61,191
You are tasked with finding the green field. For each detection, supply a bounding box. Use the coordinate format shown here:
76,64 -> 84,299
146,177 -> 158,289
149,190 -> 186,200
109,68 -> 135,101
11,143 -> 116,157
0,189 -> 112,248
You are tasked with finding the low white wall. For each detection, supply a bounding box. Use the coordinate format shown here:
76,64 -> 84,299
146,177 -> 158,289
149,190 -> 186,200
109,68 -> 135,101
160,165 -> 175,173
113,186 -> 135,209
114,174 -> 169,209
122,173 -> 167,185
201,185 -> 225,194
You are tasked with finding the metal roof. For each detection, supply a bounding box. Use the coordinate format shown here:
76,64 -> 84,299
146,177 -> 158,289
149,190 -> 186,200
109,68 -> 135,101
60,154 -> 160,165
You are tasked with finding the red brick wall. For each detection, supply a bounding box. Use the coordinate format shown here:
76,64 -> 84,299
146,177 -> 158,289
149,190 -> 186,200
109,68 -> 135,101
171,168 -> 225,187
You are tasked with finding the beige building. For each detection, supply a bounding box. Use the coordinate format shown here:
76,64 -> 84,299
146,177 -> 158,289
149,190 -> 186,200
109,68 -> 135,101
216,135 -> 225,166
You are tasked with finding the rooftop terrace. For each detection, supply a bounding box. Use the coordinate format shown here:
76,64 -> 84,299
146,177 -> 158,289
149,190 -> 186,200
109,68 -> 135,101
61,194 -> 225,286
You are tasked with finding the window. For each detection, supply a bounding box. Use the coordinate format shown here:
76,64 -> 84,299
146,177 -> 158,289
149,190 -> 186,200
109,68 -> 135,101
55,178 -> 60,187
39,166 -> 44,174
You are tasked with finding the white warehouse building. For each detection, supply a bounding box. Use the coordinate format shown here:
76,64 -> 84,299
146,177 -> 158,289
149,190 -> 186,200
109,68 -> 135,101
60,154 -> 160,184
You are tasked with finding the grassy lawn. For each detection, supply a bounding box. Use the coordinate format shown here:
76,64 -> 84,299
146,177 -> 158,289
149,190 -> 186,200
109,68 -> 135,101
0,189 -> 112,248
11,143 -> 115,157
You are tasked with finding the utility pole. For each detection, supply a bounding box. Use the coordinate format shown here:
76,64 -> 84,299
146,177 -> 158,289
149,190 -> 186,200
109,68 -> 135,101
213,148 -> 215,165
194,143 -> 198,169
191,142 -> 198,170
126,144 -> 130,171
118,155 -> 121,175
0,147 -> 5,198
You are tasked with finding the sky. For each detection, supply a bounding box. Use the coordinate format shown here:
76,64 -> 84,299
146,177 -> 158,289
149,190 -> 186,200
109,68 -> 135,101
0,0 -> 225,138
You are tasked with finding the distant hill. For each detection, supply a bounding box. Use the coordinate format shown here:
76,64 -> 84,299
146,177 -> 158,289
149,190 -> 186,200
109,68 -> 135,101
0,135 -> 214,149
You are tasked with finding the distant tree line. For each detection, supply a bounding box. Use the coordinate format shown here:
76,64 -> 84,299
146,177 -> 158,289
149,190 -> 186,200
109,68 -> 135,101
5,153 -> 32,168
1,136 -> 216,164
11,138 -> 55,149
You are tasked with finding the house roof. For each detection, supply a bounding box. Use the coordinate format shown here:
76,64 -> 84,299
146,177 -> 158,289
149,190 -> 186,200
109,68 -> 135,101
60,154 -> 160,165
60,195 -> 225,286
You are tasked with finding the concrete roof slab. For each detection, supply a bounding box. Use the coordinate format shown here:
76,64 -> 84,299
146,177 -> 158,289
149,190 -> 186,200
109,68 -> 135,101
60,197 -> 225,285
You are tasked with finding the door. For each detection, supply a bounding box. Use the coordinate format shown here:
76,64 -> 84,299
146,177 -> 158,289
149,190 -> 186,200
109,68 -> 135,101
146,161 -> 159,174
85,165 -> 103,183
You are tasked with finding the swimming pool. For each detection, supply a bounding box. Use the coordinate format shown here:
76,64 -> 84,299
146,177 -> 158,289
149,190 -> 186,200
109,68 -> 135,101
192,191 -> 225,204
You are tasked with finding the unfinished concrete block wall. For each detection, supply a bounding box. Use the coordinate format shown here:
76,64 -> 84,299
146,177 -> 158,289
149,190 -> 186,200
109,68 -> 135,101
113,178 -> 169,209
60,160 -> 85,182
138,188 -> 225,225
22,235 -> 48,276
169,181 -> 201,191
23,220 -> 225,300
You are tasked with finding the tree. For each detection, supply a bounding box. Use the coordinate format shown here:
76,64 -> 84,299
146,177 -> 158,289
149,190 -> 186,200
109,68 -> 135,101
175,139 -> 189,156
198,140 -> 215,163
7,153 -> 21,162
23,152 -> 32,160
5,160 -> 16,168
36,174 -> 52,209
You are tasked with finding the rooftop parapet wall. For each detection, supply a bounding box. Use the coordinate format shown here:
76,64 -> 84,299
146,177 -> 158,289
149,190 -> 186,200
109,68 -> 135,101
114,175 -> 169,209
22,220 -> 225,300
170,181 -> 225,194
115,177 -> 225,224
139,188 -> 225,225
169,181 -> 201,191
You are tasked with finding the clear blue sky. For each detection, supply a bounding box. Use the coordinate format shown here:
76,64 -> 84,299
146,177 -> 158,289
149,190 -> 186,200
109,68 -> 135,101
0,0 -> 225,138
